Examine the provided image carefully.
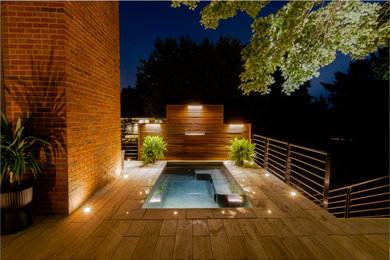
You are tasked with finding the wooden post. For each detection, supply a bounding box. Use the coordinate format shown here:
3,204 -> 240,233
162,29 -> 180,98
264,138 -> 269,170
344,187 -> 352,218
285,143 -> 292,184
322,152 -> 331,210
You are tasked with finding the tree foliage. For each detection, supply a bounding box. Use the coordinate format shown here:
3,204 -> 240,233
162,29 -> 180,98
172,0 -> 390,94
136,35 -> 244,117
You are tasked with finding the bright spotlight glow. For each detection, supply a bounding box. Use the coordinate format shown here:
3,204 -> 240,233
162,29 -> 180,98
146,124 -> 160,127
173,211 -> 178,215
267,210 -> 272,214
83,207 -> 91,213
185,132 -> 205,136
290,191 -> 297,197
188,105 -> 202,110
265,173 -> 269,177
227,194 -> 244,203
221,210 -> 225,214
229,124 -> 244,127
124,174 -> 128,179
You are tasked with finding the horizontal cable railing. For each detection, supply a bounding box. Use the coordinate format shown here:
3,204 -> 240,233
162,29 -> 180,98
327,175 -> 390,218
253,134 -> 331,209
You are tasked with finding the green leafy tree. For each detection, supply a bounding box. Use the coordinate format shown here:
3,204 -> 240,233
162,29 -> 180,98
141,136 -> 167,164
173,0 -> 389,94
228,138 -> 255,166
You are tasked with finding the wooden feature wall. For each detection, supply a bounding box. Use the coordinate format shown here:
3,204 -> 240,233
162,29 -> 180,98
139,105 -> 251,160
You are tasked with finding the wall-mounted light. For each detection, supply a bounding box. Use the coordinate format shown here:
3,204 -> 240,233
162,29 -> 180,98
185,132 -> 205,136
146,124 -> 160,127
228,124 -> 244,133
188,105 -> 202,110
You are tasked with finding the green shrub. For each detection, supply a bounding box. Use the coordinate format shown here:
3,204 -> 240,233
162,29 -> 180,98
227,138 -> 255,166
141,136 -> 167,164
1,112 -> 51,184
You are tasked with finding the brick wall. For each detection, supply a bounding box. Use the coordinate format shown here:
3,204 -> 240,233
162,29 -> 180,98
1,1 -> 120,214
64,2 -> 121,213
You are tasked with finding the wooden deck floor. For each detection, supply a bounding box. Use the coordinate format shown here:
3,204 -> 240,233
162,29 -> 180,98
2,161 -> 389,260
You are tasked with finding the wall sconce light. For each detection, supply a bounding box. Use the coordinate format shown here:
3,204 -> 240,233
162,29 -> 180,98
228,124 -> 244,133
188,105 -> 202,110
185,132 -> 205,136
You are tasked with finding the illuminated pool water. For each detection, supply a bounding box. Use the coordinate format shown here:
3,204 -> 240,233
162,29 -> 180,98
142,163 -> 252,208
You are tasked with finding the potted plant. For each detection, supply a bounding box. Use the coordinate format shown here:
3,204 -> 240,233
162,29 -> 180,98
227,137 -> 256,166
1,113 -> 51,234
141,136 -> 167,164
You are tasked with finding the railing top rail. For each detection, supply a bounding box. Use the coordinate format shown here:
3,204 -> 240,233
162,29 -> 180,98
329,175 -> 390,193
290,143 -> 328,155
252,134 -> 327,155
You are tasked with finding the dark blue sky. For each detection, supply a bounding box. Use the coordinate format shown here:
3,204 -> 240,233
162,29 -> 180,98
119,1 -> 350,97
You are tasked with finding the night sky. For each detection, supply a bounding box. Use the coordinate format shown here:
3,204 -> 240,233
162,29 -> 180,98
119,1 -> 351,97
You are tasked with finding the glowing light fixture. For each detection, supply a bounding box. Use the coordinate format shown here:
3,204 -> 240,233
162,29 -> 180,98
221,210 -> 225,214
174,211 -> 178,215
146,124 -> 160,127
267,210 -> 272,214
290,191 -> 297,197
124,174 -> 128,179
228,124 -> 244,133
227,194 -> 244,203
185,132 -> 205,136
265,173 -> 269,177
188,105 -> 202,110
150,194 -> 162,203
83,207 -> 91,213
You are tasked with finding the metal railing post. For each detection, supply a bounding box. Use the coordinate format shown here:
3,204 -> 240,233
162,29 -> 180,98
323,152 -> 331,209
285,143 -> 292,184
344,187 -> 352,218
264,138 -> 269,170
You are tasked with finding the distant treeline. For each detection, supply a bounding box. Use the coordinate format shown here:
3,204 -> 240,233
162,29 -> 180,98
121,36 -> 389,185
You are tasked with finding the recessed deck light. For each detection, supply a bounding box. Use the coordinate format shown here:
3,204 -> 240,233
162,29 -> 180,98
229,124 -> 244,127
290,191 -> 297,197
124,174 -> 128,179
83,207 -> 91,213
265,173 -> 269,177
267,210 -> 272,214
173,211 -> 178,215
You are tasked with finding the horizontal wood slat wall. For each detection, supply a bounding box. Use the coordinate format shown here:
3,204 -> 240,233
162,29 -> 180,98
139,105 -> 251,160
166,104 -> 223,124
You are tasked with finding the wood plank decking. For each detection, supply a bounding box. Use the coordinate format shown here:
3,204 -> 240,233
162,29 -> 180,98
1,161 -> 389,260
